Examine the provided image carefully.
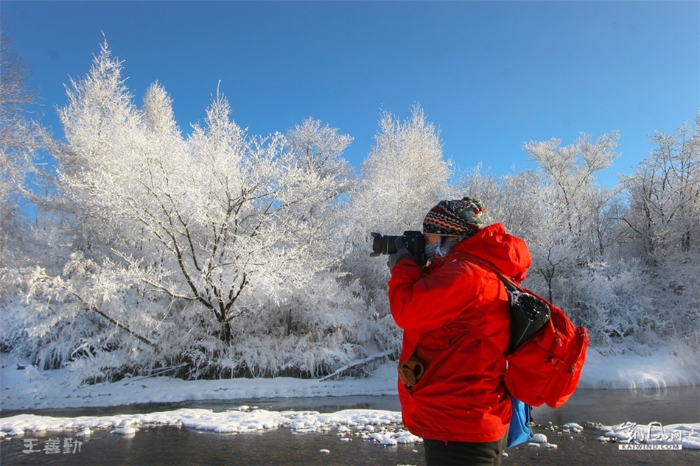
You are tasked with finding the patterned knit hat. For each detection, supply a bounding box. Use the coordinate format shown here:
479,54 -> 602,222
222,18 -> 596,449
423,197 -> 486,236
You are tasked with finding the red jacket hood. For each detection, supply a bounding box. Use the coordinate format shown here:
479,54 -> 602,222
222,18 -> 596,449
442,222 -> 531,283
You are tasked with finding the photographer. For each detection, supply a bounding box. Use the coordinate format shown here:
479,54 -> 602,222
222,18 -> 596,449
387,197 -> 532,466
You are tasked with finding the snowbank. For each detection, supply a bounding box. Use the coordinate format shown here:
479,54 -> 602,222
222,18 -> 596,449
578,344 -> 700,389
1,343 -> 699,412
0,354 -> 398,411
0,406 -> 422,444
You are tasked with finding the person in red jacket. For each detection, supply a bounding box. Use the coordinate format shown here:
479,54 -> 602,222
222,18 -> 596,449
387,197 -> 532,466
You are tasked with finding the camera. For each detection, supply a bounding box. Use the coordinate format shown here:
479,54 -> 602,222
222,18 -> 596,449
370,231 -> 425,263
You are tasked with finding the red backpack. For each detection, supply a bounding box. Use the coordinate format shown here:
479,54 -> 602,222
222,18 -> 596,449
464,254 -> 589,408
500,280 -> 589,408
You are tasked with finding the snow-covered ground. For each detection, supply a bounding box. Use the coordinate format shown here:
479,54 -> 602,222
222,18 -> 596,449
1,344 -> 699,450
3,346 -> 699,411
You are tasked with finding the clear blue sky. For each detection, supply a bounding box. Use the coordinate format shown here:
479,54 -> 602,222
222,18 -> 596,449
4,1 -> 699,186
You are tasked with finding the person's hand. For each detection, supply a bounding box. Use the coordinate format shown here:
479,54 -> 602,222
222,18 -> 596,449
387,237 -> 414,270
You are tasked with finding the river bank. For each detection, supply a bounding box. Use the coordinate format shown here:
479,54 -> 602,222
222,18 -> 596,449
1,347 -> 699,465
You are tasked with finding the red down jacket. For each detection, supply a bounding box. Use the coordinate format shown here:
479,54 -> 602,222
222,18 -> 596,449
388,223 -> 532,443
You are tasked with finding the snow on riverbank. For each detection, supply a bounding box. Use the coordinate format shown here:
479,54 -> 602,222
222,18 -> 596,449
0,407 -> 421,446
0,355 -> 400,411
3,344 -> 699,412
1,344 -> 699,450
578,345 -> 700,389
1,406 -> 699,450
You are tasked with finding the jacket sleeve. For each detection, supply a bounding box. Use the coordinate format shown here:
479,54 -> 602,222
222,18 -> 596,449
388,256 -> 487,333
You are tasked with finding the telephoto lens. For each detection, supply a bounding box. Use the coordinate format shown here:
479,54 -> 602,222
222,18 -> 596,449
370,233 -> 399,256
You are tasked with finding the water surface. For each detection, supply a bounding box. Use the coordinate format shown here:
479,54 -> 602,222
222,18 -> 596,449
2,387 -> 698,465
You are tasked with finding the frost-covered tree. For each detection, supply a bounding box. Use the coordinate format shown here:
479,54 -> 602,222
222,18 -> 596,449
285,117 -> 354,199
350,105 -> 450,237
454,163 -> 543,240
0,24 -> 42,268
228,117 -> 367,378
619,114 -> 700,347
621,116 -> 700,260
522,132 -> 620,301
20,41 -> 361,379
344,105 -> 451,354
281,117 -> 354,271
0,25 -> 45,358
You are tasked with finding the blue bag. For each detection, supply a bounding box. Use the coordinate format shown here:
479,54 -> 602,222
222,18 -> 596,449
507,396 -> 533,448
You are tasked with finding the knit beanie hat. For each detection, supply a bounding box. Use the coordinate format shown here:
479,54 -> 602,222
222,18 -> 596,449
423,197 -> 486,236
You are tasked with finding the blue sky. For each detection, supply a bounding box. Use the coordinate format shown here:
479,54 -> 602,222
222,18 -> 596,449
4,1 -> 699,186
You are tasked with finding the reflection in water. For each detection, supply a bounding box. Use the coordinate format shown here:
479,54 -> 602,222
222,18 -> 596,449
2,425 -> 425,466
532,384 -> 699,425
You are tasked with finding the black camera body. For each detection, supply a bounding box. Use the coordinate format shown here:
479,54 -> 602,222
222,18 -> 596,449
370,231 -> 425,264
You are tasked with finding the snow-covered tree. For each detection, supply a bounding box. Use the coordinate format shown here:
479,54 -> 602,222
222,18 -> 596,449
350,105 -> 450,237
0,25 -> 43,268
619,115 -> 700,347
454,164 -> 543,240
621,116 -> 700,260
18,41 -> 363,379
284,117 -> 354,200
344,105 -> 451,355
521,132 -> 620,301
0,26 -> 54,360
